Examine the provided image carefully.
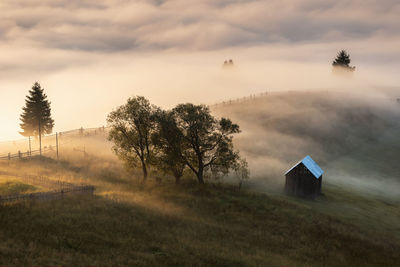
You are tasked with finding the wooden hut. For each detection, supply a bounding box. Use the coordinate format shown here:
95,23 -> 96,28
284,155 -> 323,198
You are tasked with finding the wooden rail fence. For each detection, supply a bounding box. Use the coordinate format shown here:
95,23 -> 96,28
0,185 -> 95,203
0,172 -> 95,204
0,146 -> 57,161
0,126 -> 109,162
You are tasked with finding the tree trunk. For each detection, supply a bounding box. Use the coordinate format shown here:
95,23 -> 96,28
29,136 -> 32,156
174,174 -> 181,184
141,160 -> 148,182
197,165 -> 204,184
173,167 -> 183,185
196,152 -> 205,184
38,121 -> 42,156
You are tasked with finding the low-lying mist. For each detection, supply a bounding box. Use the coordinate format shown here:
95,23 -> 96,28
213,89 -> 400,200
2,47 -> 399,141
2,86 -> 400,201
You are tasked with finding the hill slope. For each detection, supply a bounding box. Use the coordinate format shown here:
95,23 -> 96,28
212,90 -> 400,197
0,90 -> 399,266
0,158 -> 399,266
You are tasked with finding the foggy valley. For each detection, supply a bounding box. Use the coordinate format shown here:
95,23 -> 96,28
0,0 -> 400,266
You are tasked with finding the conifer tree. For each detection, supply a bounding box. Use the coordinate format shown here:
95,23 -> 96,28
20,82 -> 54,155
332,50 -> 355,71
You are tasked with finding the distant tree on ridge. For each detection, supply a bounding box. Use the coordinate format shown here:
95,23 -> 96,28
332,50 -> 355,71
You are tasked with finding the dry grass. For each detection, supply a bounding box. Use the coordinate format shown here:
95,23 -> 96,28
0,157 -> 399,266
0,91 -> 399,266
0,178 -> 41,195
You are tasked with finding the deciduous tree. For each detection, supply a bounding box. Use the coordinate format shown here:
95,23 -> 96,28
152,110 -> 186,184
107,96 -> 156,182
173,103 -> 244,184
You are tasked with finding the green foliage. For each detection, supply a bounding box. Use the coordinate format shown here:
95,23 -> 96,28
108,98 -> 247,185
0,180 -> 39,195
151,110 -> 186,184
19,82 -> 54,138
173,104 -> 244,183
107,96 -> 157,181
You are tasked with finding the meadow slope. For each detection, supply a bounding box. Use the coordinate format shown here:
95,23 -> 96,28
212,90 -> 400,196
0,90 -> 399,266
0,158 -> 399,266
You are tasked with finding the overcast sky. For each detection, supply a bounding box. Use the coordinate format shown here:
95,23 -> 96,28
0,0 -> 399,140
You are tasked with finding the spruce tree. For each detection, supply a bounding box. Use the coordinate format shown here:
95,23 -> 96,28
20,82 -> 54,155
332,50 -> 355,70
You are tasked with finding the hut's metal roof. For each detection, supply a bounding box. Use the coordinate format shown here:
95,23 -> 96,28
285,155 -> 324,179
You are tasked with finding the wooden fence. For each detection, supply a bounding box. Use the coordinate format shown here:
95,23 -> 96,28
6,172 -> 75,189
0,172 -> 95,204
0,126 -> 109,162
0,185 -> 95,203
0,146 -> 57,161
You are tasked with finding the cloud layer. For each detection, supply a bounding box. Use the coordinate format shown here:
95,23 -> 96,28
0,0 -> 399,140
1,0 -> 399,52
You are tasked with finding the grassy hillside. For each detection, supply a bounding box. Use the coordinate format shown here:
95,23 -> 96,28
0,154 -> 399,266
212,90 -> 400,196
0,179 -> 40,195
0,90 -> 399,266
0,162 -> 398,266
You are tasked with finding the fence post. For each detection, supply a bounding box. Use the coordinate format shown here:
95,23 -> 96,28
39,126 -> 42,156
29,136 -> 32,156
56,132 -> 59,161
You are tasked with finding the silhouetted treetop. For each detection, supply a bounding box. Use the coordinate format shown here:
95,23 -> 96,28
20,82 -> 54,138
222,59 -> 235,68
332,50 -> 355,71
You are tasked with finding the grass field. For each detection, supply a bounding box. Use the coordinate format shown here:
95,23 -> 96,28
0,178 -> 41,195
0,157 -> 399,266
0,91 -> 399,266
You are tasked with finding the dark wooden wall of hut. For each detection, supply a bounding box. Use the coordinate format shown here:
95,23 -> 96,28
285,163 -> 322,198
